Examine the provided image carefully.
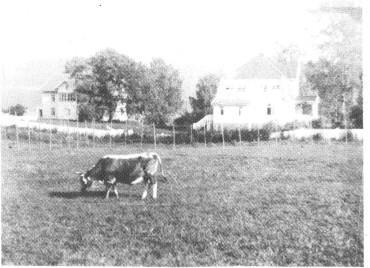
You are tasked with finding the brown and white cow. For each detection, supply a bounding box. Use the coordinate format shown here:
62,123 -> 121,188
77,152 -> 166,199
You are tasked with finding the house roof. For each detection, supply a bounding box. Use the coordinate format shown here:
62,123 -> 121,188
40,74 -> 75,93
213,98 -> 250,106
234,54 -> 298,79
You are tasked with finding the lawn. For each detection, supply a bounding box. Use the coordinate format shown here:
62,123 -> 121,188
1,141 -> 363,265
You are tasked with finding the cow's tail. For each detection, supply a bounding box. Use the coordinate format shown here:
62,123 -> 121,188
152,153 -> 169,183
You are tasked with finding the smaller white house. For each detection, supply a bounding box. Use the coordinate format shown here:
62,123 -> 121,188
39,77 -> 78,120
195,55 -> 320,130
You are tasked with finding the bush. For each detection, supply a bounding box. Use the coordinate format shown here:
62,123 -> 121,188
312,119 -> 322,129
312,133 -> 323,141
339,130 -> 354,142
9,104 -> 27,116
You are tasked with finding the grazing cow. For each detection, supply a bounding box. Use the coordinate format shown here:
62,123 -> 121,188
77,152 -> 166,200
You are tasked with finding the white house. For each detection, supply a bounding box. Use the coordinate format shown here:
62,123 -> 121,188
39,77 -> 78,120
195,55 -> 320,130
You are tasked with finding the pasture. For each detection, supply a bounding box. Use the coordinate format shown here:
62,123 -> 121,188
1,141 -> 363,265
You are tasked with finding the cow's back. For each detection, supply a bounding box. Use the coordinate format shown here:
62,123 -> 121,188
103,156 -> 154,184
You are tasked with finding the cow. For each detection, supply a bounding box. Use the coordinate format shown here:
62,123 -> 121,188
76,152 -> 167,200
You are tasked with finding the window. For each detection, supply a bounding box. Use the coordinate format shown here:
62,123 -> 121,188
267,105 -> 272,115
51,108 -> 56,116
221,108 -> 224,115
302,103 -> 312,115
225,87 -> 230,90
239,107 -> 242,116
51,94 -> 55,102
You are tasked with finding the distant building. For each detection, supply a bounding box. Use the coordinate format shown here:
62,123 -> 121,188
39,78 -> 78,120
194,55 -> 320,130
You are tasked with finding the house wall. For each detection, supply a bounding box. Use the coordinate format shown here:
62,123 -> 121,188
40,82 -> 77,120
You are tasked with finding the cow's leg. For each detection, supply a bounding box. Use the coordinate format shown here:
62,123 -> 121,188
152,181 -> 158,199
141,182 -> 149,200
105,184 -> 112,199
113,184 -> 119,199
105,176 -> 116,199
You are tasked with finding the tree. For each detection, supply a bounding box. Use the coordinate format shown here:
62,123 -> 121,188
66,51 -> 182,125
189,74 -> 220,122
66,49 -> 136,121
139,59 -> 183,126
8,104 -> 27,116
305,59 -> 354,127
304,9 -> 362,127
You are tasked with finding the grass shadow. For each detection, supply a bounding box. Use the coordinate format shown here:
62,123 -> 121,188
48,191 -> 141,199
49,191 -> 105,199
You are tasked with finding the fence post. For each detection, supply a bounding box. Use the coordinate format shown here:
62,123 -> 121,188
257,126 -> 260,145
15,119 -> 19,150
190,124 -> 193,144
109,120 -> 112,148
238,124 -> 242,146
153,123 -> 156,149
204,125 -> 206,148
125,119 -> 128,147
221,123 -> 225,149
68,120 -> 71,150
28,122 -> 31,151
49,117 -> 52,150
85,121 -> 88,147
173,124 -> 176,149
76,120 -> 79,150
38,121 -> 41,150
92,119 -> 95,148
140,120 -> 144,149
275,122 -> 278,145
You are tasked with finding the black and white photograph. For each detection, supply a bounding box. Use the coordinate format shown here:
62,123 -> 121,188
0,0 -> 364,266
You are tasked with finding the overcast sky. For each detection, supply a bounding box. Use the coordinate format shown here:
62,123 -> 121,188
1,0 -> 329,69
0,0 -> 360,109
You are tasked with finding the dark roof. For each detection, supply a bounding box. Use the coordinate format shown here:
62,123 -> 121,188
40,74 -> 74,93
234,54 -> 298,79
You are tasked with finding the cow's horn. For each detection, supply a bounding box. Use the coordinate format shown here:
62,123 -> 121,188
75,171 -> 84,175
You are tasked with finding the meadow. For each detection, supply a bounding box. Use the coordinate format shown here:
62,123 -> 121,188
1,141 -> 363,265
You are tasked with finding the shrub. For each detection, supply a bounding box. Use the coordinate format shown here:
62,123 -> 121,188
312,133 -> 323,141
312,119 -> 322,129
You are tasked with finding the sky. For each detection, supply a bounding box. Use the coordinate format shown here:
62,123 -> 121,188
0,0 -> 361,109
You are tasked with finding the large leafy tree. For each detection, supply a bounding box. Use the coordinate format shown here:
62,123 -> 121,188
305,59 -> 355,127
189,74 -> 220,121
140,59 -> 183,126
65,49 -> 136,121
304,9 -> 362,128
66,51 -> 182,125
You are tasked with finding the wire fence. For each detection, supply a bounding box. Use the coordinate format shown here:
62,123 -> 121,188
1,119 -> 363,152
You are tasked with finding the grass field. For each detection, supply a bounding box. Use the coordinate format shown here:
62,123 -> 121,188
1,141 -> 363,265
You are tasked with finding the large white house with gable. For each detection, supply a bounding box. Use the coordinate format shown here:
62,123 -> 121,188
194,55 -> 320,130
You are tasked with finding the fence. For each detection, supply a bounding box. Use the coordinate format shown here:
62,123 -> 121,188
0,118 -> 363,151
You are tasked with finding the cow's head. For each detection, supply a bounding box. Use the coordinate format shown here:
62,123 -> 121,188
76,172 -> 92,193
